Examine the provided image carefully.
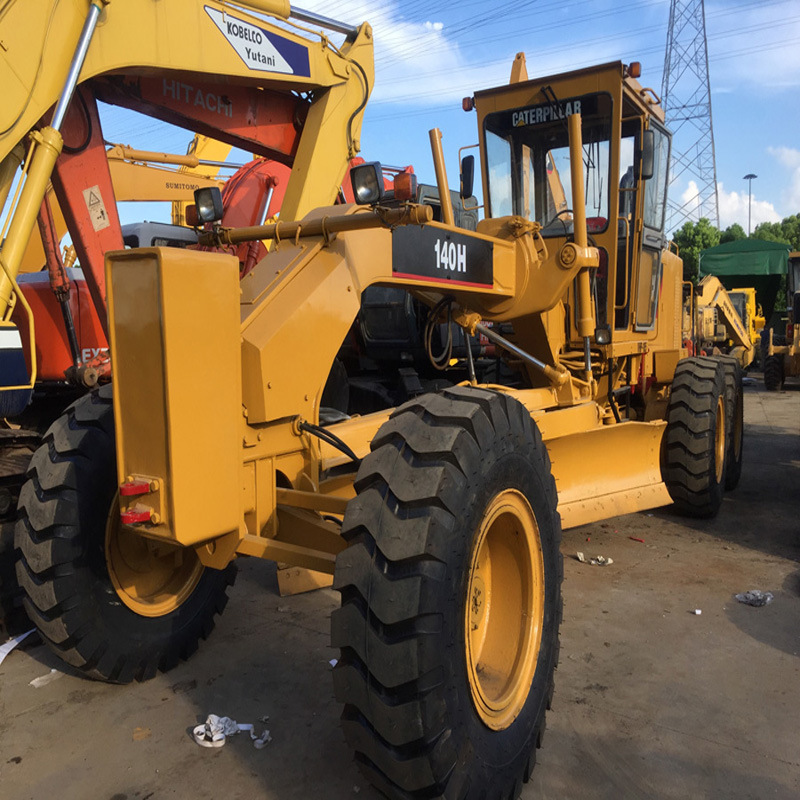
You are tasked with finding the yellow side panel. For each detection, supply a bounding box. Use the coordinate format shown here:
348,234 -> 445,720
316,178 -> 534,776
107,247 -> 242,545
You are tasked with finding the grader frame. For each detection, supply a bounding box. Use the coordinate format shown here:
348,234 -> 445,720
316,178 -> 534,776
110,60 -> 683,566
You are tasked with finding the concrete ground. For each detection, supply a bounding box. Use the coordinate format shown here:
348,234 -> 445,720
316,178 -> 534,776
0,380 -> 797,800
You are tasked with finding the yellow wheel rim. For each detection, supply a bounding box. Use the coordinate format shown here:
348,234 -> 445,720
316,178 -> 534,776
714,395 -> 726,483
106,497 -> 204,617
465,489 -> 545,731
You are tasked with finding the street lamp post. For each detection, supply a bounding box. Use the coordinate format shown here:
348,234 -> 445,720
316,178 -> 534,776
743,173 -> 757,236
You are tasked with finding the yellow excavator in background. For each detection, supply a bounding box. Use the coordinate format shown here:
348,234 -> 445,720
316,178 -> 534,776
18,142 -> 227,273
688,275 -> 760,368
2,3 -> 749,799
171,134 -> 235,226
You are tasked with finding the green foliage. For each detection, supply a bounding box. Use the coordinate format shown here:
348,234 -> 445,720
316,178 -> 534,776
720,223 -> 746,243
752,221 -> 790,246
753,214 -> 800,250
671,217 -> 720,282
670,214 -> 800,283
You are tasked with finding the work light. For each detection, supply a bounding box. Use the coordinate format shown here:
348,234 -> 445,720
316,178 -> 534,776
193,187 -> 224,224
350,162 -> 384,205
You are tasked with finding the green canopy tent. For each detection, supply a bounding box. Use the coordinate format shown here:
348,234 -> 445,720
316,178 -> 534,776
699,239 -> 790,322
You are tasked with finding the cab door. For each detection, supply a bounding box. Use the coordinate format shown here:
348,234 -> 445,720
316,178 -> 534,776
633,125 -> 670,331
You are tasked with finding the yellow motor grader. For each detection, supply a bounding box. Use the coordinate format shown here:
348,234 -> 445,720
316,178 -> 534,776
2,3 -> 743,798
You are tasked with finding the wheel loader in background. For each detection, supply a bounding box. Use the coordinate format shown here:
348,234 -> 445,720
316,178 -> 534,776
763,251 -> 800,389
2,2 -> 746,799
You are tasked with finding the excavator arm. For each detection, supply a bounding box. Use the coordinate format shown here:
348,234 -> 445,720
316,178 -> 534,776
19,144 -> 227,274
693,275 -> 753,365
0,0 -> 373,322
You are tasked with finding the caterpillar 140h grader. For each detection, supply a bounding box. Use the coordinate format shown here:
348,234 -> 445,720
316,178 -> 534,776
1,1 -> 743,798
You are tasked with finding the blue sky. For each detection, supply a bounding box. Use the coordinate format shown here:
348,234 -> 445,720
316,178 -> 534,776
102,0 -> 800,236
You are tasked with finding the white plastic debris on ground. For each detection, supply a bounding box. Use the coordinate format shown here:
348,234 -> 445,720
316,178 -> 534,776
0,629 -> 34,667
576,552 -> 614,566
29,668 -> 63,688
192,714 -> 271,749
735,590 -> 774,607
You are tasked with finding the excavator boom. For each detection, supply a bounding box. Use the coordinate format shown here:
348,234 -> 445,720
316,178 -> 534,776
0,0 -> 374,324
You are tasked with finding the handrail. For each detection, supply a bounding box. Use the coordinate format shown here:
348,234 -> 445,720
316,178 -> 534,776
614,216 -> 631,311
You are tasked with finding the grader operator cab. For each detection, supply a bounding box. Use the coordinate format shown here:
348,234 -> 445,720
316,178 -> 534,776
4,2 -> 744,798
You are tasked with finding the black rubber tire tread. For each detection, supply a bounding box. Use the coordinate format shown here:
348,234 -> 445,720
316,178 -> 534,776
14,385 -> 236,683
0,520 -> 26,635
332,385 -> 563,800
717,356 -> 744,491
662,356 -> 728,518
763,355 -> 784,391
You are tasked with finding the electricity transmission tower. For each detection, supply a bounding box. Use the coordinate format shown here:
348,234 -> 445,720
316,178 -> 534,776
661,0 -> 719,234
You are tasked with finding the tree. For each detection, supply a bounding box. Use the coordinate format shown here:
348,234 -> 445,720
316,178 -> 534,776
752,221 -> 790,246
720,223 -> 746,243
752,215 -> 800,250
777,214 -> 800,250
671,217 -> 720,282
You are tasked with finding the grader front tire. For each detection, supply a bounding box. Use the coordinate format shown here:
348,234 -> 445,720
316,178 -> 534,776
332,386 -> 562,799
14,386 -> 235,683
662,357 -> 728,518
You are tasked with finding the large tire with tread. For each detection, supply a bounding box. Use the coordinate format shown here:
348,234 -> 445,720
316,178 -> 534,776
662,356 -> 728,518
718,356 -> 743,490
763,355 -> 784,391
1,521 -> 26,635
14,386 -> 236,683
332,386 -> 562,799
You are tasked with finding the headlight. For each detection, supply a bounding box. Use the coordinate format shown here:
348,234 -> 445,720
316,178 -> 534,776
350,162 -> 384,205
193,187 -> 224,224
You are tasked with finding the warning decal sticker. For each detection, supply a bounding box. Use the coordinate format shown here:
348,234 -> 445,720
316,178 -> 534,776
205,7 -> 310,77
83,185 -> 110,232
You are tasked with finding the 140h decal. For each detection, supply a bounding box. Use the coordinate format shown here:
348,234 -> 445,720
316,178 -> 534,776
392,226 -> 493,287
434,237 -> 468,274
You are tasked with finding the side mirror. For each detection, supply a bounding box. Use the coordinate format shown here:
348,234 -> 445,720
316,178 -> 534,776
193,187 -> 224,224
350,161 -> 385,205
460,154 -> 475,200
641,130 -> 655,180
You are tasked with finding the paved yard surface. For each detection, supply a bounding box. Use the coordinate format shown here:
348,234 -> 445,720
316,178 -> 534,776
0,379 -> 798,800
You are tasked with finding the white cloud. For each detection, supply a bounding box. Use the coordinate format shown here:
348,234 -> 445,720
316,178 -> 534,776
768,146 -> 800,211
717,182 -> 780,231
672,178 -> 780,231
680,180 -> 702,218
292,0 -> 481,105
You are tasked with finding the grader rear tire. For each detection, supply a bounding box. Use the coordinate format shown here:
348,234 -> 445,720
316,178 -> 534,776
662,357 -> 728,518
719,357 -> 743,491
332,386 -> 562,799
763,355 -> 784,391
14,386 -> 235,683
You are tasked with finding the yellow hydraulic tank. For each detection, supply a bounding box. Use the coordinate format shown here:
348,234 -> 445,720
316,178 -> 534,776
106,247 -> 242,545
